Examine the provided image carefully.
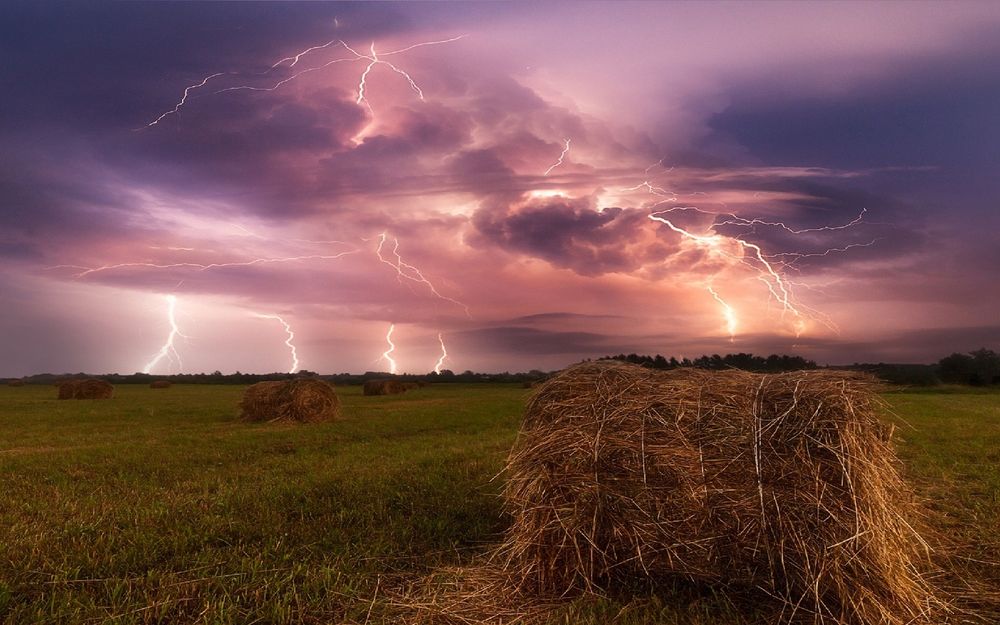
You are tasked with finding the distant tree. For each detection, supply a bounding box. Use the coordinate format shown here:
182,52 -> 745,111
939,348 -> 1000,385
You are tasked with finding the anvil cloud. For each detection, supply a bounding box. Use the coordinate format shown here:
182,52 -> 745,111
1,1 -> 998,375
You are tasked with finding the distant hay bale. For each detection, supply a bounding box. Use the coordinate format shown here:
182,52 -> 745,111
149,380 -> 172,389
6,379 -> 25,387
239,379 -> 340,423
57,378 -> 114,400
401,382 -> 420,391
363,379 -> 407,396
497,360 -> 941,624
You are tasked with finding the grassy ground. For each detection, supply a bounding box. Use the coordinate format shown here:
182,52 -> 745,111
0,383 -> 997,624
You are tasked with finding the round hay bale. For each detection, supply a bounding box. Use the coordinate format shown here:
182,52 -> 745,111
57,378 -> 113,400
56,380 -> 77,399
149,380 -> 172,389
6,379 -> 25,387
239,379 -> 340,423
363,379 -> 407,396
499,361 -> 938,624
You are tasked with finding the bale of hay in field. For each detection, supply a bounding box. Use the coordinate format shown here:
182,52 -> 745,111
498,360 -> 941,625
402,382 -> 420,391
363,379 -> 407,396
57,378 -> 114,400
239,379 -> 340,423
6,379 -> 25,387
56,381 -> 76,399
149,380 -> 172,389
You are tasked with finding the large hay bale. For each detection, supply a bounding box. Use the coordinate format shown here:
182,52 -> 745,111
6,379 -> 25,387
149,380 -> 172,389
57,378 -> 114,400
363,379 -> 407,396
500,361 -> 938,624
239,379 -> 340,423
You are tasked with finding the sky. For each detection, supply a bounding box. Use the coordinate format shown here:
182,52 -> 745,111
2,1 -> 999,376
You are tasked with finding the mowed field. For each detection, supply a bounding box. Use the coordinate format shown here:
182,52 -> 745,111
0,383 -> 997,624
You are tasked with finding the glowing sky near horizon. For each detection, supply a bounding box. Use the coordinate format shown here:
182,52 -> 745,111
1,1 -> 999,376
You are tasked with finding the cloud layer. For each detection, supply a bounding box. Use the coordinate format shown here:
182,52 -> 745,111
1,2 -> 998,375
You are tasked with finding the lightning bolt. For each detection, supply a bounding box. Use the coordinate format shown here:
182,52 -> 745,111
253,313 -> 299,373
766,239 -> 880,266
142,294 -> 185,374
214,56 -> 360,96
648,210 -> 809,335
543,138 -> 571,176
144,73 -> 225,128
50,248 -> 359,279
715,208 -> 868,234
381,323 -> 398,374
271,39 -> 341,69
144,34 -> 467,128
618,163 -> 874,339
374,232 -> 470,315
706,285 -> 737,343
434,332 -> 448,374
619,180 -> 678,202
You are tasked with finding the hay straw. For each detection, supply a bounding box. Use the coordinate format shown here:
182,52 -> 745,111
364,379 -> 408,396
406,361 -> 952,625
239,379 -> 340,423
56,378 -> 114,400
149,380 -> 172,389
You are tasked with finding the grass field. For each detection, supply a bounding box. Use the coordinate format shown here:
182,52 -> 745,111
0,383 -> 997,624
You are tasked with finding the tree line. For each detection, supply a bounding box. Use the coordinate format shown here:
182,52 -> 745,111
599,352 -> 817,372
7,349 -> 997,386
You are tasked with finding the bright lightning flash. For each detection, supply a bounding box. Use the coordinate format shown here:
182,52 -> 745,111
52,246 -> 359,279
706,285 -> 737,342
649,210 -> 809,335
381,323 -> 398,374
144,73 -> 224,128
143,295 -> 185,374
145,34 -> 467,128
253,313 -> 300,373
543,138 -> 571,176
374,232 -> 470,315
434,332 -> 448,374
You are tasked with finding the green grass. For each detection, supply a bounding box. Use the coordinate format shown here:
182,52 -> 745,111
0,384 -> 997,624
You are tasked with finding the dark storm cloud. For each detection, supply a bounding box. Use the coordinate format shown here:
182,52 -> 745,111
3,2 -> 1000,376
507,312 -> 625,324
0,2 -> 410,131
471,196 -> 658,275
0,154 -> 141,259
455,326 -> 625,356
704,178 -> 927,270
709,40 -> 1000,198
